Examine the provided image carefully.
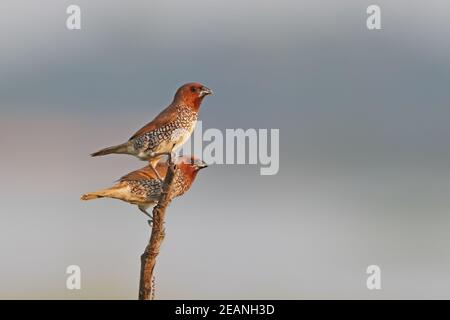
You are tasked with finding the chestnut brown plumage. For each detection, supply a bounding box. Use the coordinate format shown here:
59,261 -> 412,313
90,83 -> 212,178
80,156 -> 207,217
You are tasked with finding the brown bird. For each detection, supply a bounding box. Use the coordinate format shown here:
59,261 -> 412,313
90,82 -> 212,179
80,156 -> 207,219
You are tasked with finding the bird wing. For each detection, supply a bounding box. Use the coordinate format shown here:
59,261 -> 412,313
118,162 -> 168,182
128,104 -> 178,140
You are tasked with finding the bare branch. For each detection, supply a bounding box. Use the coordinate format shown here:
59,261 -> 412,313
138,156 -> 176,300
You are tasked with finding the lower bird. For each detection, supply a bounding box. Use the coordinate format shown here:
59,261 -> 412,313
80,156 -> 207,220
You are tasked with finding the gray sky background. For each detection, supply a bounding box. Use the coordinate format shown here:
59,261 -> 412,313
1,0 -> 450,299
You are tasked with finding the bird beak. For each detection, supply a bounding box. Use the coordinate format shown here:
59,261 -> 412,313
196,160 -> 208,170
199,86 -> 213,97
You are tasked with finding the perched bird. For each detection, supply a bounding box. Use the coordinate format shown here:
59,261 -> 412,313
90,82 -> 212,179
80,156 -> 207,219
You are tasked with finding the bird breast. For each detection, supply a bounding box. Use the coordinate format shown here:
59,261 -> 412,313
133,106 -> 198,155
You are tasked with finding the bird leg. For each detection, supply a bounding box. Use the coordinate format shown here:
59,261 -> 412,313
149,151 -> 175,161
149,150 -> 176,176
148,163 -> 163,181
147,150 -> 176,182
139,207 -> 153,226
169,143 -> 177,164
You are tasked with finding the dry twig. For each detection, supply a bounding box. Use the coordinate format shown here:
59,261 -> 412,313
138,155 -> 176,300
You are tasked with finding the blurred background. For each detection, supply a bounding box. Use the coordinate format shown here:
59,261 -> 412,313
1,0 -> 449,299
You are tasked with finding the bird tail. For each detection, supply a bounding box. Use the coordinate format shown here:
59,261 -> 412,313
80,188 -> 118,201
91,142 -> 130,157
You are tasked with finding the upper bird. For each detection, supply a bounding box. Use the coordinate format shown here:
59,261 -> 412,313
91,82 -> 212,178
80,155 -> 208,219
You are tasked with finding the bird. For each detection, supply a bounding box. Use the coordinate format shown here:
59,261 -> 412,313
90,82 -> 212,180
80,155 -> 207,220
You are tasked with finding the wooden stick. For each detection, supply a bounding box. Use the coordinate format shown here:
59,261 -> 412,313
138,157 -> 176,300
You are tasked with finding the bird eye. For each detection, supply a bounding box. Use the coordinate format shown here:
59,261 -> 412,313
191,87 -> 197,92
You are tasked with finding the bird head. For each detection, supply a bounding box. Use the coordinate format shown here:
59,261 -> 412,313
175,155 -> 208,184
173,82 -> 213,110
176,155 -> 208,172
161,156 -> 207,200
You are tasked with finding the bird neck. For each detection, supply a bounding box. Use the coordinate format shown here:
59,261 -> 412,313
178,166 -> 198,189
174,97 -> 203,112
